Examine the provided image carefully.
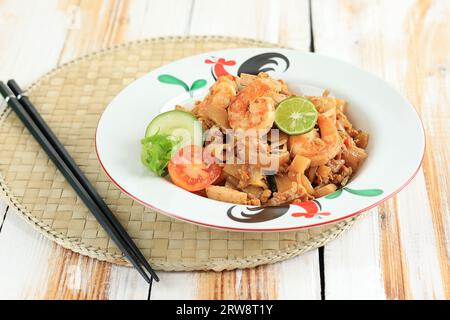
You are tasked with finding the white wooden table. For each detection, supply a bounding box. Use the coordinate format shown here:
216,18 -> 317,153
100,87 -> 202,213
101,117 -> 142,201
0,0 -> 448,300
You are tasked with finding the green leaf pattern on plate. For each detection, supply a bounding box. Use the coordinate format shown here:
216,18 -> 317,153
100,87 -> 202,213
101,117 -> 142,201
325,188 -> 343,199
157,74 -> 189,92
325,187 -> 384,199
158,74 -> 207,95
344,187 -> 384,197
190,79 -> 207,91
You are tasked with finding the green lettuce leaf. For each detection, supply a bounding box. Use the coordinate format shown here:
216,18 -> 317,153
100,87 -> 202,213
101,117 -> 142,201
141,133 -> 180,176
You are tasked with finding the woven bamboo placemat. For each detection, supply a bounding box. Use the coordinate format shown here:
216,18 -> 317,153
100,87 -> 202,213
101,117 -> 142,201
0,36 -> 363,271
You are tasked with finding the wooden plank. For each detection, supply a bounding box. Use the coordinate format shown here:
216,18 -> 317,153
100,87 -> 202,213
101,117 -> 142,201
396,173 -> 446,298
324,212 -> 386,299
125,0 -> 195,40
107,265 -> 151,300
57,0 -> 131,63
151,251 -> 320,300
277,0 -> 311,49
151,272 -> 197,300
276,251 -> 321,300
400,0 -> 450,298
0,211 -> 54,299
189,252 -> 320,300
190,0 -> 311,49
378,198 -> 411,299
0,0 -> 72,85
312,0 -> 449,299
39,244 -> 112,299
58,0 -> 196,63
190,0 -> 277,41
0,211 -> 113,299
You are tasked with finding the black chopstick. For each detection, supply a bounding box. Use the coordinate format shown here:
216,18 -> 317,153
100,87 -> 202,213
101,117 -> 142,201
0,82 -> 158,283
7,80 -> 159,282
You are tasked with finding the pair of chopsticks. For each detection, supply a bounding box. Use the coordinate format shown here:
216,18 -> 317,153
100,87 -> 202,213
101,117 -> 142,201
0,80 -> 159,283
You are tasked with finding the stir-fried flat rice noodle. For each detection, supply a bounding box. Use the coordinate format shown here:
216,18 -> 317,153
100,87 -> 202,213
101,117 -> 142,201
186,72 -> 368,206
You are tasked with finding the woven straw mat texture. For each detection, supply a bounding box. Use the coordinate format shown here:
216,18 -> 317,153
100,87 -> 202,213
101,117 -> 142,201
0,36 -> 363,271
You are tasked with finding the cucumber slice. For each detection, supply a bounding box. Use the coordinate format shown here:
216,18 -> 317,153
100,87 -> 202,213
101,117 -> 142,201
145,110 -> 203,148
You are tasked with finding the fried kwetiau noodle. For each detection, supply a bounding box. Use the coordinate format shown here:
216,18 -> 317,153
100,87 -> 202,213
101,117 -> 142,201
187,72 -> 368,206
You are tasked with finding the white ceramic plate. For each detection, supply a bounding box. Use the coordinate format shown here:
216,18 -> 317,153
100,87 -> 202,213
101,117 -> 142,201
95,48 -> 425,231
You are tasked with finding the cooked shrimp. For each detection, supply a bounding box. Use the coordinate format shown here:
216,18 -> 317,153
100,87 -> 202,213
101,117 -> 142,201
197,75 -> 237,111
239,72 -> 283,91
306,96 -> 345,113
227,79 -> 275,133
289,114 -> 343,166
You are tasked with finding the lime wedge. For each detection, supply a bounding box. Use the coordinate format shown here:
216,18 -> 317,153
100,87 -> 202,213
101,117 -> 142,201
274,96 -> 318,135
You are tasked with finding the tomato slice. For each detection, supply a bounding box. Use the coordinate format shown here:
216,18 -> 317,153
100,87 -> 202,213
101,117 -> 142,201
168,145 -> 222,192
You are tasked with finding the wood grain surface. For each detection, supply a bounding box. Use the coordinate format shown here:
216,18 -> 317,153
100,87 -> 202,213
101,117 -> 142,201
0,0 -> 448,300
